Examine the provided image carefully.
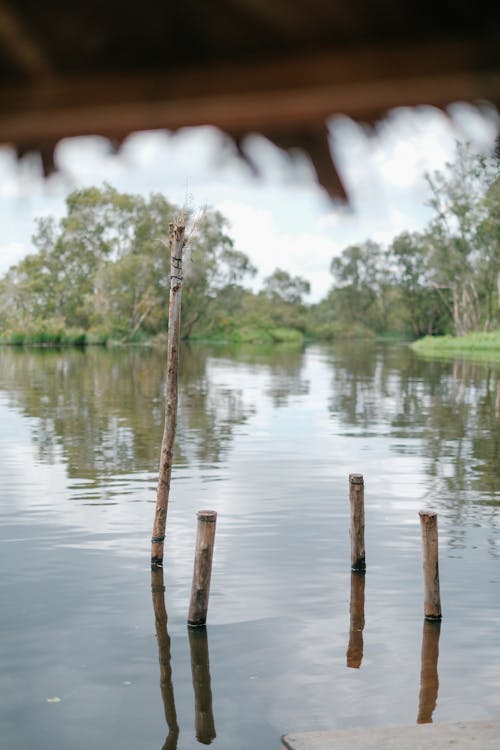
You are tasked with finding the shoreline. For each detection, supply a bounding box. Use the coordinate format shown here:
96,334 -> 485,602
410,331 -> 500,363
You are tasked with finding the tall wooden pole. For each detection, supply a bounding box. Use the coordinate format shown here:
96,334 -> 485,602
151,222 -> 186,567
419,510 -> 442,621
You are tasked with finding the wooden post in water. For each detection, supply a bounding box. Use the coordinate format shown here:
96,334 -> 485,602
189,627 -> 216,744
349,474 -> 366,571
151,222 -> 186,567
419,510 -> 442,621
188,510 -> 217,627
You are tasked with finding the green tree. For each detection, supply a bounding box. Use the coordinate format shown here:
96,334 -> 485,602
476,175 -> 500,328
388,231 -> 451,336
1,186 -> 257,340
424,143 -> 499,335
329,240 -> 392,332
91,253 -> 163,336
262,268 -> 310,305
180,211 -> 257,337
249,268 -> 311,332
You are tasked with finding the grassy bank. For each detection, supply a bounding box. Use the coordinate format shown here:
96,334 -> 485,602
410,330 -> 500,362
0,328 -> 110,346
1,321 -> 379,348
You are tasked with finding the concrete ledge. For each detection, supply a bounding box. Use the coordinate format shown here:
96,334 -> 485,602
282,720 -> 500,750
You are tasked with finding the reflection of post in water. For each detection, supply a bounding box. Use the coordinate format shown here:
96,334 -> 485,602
188,627 -> 216,745
346,571 -> 365,668
151,568 -> 179,750
417,619 -> 441,724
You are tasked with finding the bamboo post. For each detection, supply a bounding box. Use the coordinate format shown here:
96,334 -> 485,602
151,222 -> 186,567
349,474 -> 366,571
188,510 -> 217,627
189,627 -> 216,744
151,568 -> 179,749
417,619 -> 441,724
346,571 -> 365,669
419,510 -> 442,621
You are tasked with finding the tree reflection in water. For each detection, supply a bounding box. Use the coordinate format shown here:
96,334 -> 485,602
327,343 -> 500,550
0,341 -> 497,544
0,342 -> 310,481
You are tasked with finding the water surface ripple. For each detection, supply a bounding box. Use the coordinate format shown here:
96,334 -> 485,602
0,342 -> 498,749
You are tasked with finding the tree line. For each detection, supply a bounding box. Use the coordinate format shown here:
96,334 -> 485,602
1,142 -> 498,345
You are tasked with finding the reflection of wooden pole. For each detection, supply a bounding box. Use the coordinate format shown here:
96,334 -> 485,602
151,568 -> 179,750
419,511 -> 442,621
417,619 -> 441,724
188,510 -> 217,627
346,572 -> 365,669
151,222 -> 186,567
349,474 -> 366,571
189,627 -> 216,744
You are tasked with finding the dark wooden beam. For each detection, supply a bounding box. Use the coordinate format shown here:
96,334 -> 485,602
0,0 -> 52,78
1,37 -> 498,196
1,38 -> 498,146
224,0 -> 316,37
268,126 -> 348,200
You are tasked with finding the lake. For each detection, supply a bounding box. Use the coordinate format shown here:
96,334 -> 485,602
0,341 -> 499,749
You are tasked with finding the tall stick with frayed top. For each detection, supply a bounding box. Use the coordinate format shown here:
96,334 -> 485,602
151,222 -> 186,567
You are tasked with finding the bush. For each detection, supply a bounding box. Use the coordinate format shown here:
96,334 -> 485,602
268,328 -> 304,344
309,321 -> 375,341
411,330 -> 500,357
0,323 -> 107,347
231,327 -> 274,344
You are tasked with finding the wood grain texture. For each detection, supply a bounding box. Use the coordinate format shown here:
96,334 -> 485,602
419,511 -> 442,621
188,510 -> 217,627
349,474 -> 366,571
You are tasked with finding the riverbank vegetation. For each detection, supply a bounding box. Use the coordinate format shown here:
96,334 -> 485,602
411,330 -> 500,362
0,142 -> 498,349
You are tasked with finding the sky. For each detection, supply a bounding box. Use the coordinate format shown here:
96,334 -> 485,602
0,102 -> 498,302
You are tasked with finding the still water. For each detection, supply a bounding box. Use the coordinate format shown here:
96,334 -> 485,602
0,341 -> 499,749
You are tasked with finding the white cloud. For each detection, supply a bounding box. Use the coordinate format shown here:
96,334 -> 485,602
216,200 -> 345,299
0,242 -> 29,276
0,103 -> 497,301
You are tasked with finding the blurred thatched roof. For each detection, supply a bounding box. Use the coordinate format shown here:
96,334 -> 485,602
1,0 -> 499,198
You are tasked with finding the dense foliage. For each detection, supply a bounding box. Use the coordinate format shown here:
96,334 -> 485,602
0,144 -> 498,345
311,144 -> 499,339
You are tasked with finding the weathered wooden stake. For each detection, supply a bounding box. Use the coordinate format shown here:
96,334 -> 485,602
151,568 -> 179,749
417,619 -> 441,724
419,510 -> 442,621
349,473 -> 366,571
346,571 -> 365,669
188,510 -> 217,627
151,222 -> 186,567
189,627 -> 216,744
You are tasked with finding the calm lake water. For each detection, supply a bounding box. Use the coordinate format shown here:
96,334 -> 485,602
1,341 -> 499,749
